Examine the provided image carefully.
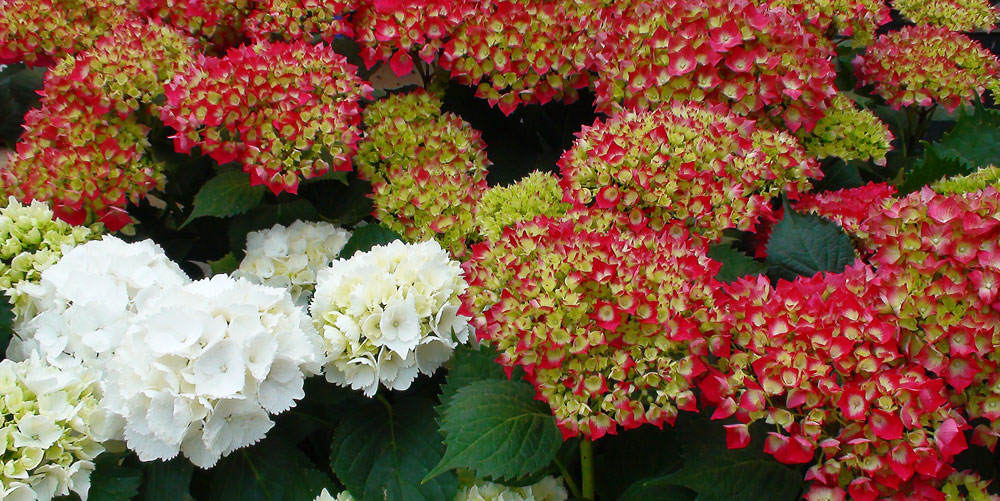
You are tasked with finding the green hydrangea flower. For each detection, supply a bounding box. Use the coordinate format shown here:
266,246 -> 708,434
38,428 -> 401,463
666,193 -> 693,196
476,171 -> 570,241
799,95 -> 893,165
932,165 -> 1000,194
0,197 -> 99,319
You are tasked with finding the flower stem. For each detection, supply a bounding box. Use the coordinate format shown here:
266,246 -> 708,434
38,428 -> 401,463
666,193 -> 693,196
580,439 -> 595,501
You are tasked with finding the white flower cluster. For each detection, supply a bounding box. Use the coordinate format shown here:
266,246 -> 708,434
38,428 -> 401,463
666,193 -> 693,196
102,274 -> 324,468
7,236 -> 188,370
236,221 -> 351,305
456,477 -> 568,501
0,355 -> 112,501
315,488 -> 355,501
311,240 -> 471,396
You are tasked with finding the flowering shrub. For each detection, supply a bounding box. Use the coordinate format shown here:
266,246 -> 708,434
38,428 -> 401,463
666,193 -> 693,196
311,239 -> 470,396
891,0 -> 999,32
455,476 -> 567,501
244,0 -> 354,43
755,0 -> 891,44
0,0 -> 138,65
103,274 -> 323,467
236,220 -> 351,305
475,171 -> 570,242
798,94 -> 894,165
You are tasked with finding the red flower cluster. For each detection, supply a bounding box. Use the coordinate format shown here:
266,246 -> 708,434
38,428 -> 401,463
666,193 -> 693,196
463,210 -> 727,439
558,104 -> 820,239
0,0 -> 138,65
244,0 -> 355,43
854,25 -> 1000,112
756,0 -> 891,45
1,21 -> 195,230
590,0 -> 837,131
160,41 -> 372,195
140,0 -> 252,49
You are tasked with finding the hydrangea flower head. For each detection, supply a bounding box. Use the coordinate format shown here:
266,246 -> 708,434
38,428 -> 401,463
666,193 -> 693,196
0,0 -> 138,65
558,104 -> 821,239
311,239 -> 470,396
932,165 -> 1000,195
160,40 -> 373,195
244,0 -> 355,43
357,90 -> 489,256
103,274 -> 324,467
892,0 -> 999,32
141,0 -> 252,48
236,220 -> 351,305
0,355 -> 110,501
854,25 -> 1000,112
7,236 -> 189,369
590,0 -> 837,130
754,0 -> 891,44
463,210 -> 727,439
456,476 -> 568,501
798,94 -> 893,165
476,171 -> 570,242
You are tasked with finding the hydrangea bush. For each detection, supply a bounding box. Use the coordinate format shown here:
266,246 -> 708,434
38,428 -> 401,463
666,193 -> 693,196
2,1 -> 1000,500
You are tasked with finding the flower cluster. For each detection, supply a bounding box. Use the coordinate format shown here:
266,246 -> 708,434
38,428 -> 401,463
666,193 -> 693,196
160,40 -> 372,195
316,489 -> 355,501
356,90 -> 489,256
140,0 -> 252,48
715,264 -> 971,499
754,0 -> 891,45
854,25 -> 1000,112
476,171 -> 570,242
7,236 -> 189,370
798,95 -> 893,165
0,356 -> 111,501
439,0 -> 600,114
244,0 -> 354,43
794,182 -> 898,239
464,210 -> 726,439
932,165 -> 1000,194
353,0 -> 476,77
1,20 -> 195,230
892,0 -> 999,32
558,104 -> 821,239
311,239 -> 470,397
590,0 -> 837,130
0,0 -> 137,65
103,274 -> 324,467
455,476 -> 567,501
236,220 -> 352,305
0,197 -> 98,319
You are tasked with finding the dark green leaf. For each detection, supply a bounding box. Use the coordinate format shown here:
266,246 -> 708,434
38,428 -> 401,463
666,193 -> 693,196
338,224 -> 403,259
298,174 -> 372,226
0,64 -> 44,146
707,244 -> 765,284
426,379 -> 562,483
210,438 -> 335,501
643,418 -> 803,501
207,253 -> 239,275
0,295 -> 13,359
899,144 -> 968,194
765,204 -> 856,280
596,426 -> 684,500
88,453 -> 143,501
331,396 -> 457,501
439,344 -> 519,408
181,169 -> 266,227
813,158 -> 864,192
141,458 -> 193,501
929,105 -> 1000,169
617,479 -> 697,501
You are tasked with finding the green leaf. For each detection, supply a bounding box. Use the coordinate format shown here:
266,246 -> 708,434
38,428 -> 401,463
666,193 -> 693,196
331,396 -> 457,501
426,379 -> 562,483
929,105 -> 1000,169
765,203 -> 856,280
707,244 -> 765,283
617,479 -> 697,501
181,169 -> 266,228
207,252 -> 239,275
0,64 -> 44,146
338,224 -> 403,259
298,174 -> 372,226
439,344 -> 519,408
813,158 -> 864,192
210,438 -> 335,501
640,418 -> 803,501
596,426 -> 684,500
88,453 -> 143,501
900,143 -> 970,194
141,458 -> 193,501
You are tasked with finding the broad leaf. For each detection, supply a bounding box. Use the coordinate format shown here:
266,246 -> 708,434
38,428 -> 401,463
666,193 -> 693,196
438,344 -> 518,407
595,426 -> 684,500
88,453 -> 143,501
765,204 -> 856,280
0,64 -> 44,146
207,253 -> 239,275
210,438 -> 335,501
426,379 -> 562,483
338,224 -> 403,259
813,159 -> 863,192
929,105 -> 1000,169
331,396 -> 457,501
707,244 -> 765,284
141,458 -> 192,501
900,143 -> 970,194
617,479 -> 697,501
181,169 -> 266,227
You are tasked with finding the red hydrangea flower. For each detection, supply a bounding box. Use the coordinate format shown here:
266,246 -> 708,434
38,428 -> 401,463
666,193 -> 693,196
854,25 -> 1000,112
559,103 -> 821,239
0,0 -> 139,65
462,209 -> 727,439
756,0 -> 891,45
244,0 -> 355,43
140,0 -> 253,49
892,0 -> 1000,32
160,40 -> 372,195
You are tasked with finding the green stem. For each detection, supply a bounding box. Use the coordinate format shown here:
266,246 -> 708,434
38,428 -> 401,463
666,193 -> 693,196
580,440 -> 595,501
554,457 -> 582,499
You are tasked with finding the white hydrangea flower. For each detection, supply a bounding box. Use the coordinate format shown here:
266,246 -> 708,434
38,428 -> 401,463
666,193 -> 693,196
236,221 -> 351,305
103,275 -> 325,468
315,488 -> 355,501
311,239 -> 471,397
7,236 -> 188,371
0,355 -> 111,501
456,476 -> 568,501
